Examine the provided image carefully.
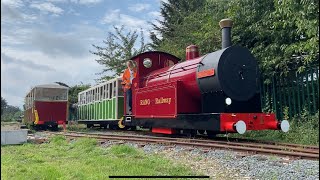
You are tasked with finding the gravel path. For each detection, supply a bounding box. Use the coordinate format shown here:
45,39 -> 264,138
106,141 -> 319,180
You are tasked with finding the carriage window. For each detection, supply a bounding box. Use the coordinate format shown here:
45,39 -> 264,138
100,85 -> 104,100
109,83 -> 113,99
164,59 -> 175,67
100,86 -> 103,101
96,88 -> 99,101
87,92 -> 89,103
104,84 -> 108,99
106,84 -> 109,99
113,81 -> 116,97
118,80 -> 123,96
35,88 -> 68,101
79,94 -> 82,105
93,89 -> 95,102
81,94 -> 84,105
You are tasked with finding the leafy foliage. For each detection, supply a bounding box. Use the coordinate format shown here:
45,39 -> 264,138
150,0 -> 206,49
68,84 -> 90,104
227,0 -> 319,76
151,0 -> 319,75
157,1 -> 229,59
1,96 -> 22,122
91,26 -> 150,81
1,97 -> 7,115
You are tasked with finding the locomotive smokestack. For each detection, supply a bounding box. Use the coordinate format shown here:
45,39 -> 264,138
219,18 -> 233,49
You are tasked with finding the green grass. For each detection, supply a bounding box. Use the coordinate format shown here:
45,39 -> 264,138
1,136 -> 199,180
227,112 -> 319,145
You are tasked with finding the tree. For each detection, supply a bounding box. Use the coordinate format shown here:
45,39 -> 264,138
150,0 -> 228,59
152,0 -> 319,76
68,84 -> 90,105
1,96 -> 7,115
150,0 -> 206,49
91,26 -> 150,81
226,0 -> 319,76
1,97 -> 22,122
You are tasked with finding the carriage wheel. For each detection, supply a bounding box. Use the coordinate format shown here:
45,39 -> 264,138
197,130 -> 205,135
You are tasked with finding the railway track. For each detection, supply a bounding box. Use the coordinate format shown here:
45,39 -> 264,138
45,131 -> 319,160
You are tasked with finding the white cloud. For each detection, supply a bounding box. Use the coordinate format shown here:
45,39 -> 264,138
1,28 -> 33,45
1,22 -> 106,107
47,0 -> 68,3
101,9 -> 148,30
30,2 -> 64,15
1,47 -> 101,108
67,8 -> 80,16
1,0 -> 37,23
128,3 -> 151,12
148,11 -> 160,18
161,0 -> 169,4
1,0 -> 23,8
70,0 -> 103,5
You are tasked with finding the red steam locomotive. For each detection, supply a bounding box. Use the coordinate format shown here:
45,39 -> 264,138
121,18 -> 290,136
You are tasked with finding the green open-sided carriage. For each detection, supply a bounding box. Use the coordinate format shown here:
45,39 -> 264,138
77,77 -> 124,128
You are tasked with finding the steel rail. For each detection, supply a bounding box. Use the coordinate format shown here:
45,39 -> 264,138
58,131 -> 319,154
49,131 -> 319,160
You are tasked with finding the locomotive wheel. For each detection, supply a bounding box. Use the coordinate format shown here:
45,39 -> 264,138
197,130 -> 205,135
183,129 -> 197,137
206,130 -> 217,138
50,125 -> 58,131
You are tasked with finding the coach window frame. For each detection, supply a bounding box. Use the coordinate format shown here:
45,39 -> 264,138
106,83 -> 109,99
113,81 -> 116,98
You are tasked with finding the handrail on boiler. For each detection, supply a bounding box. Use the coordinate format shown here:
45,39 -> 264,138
142,61 -> 203,80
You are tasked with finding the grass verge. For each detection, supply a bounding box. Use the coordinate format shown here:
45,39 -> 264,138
1,136 -> 199,180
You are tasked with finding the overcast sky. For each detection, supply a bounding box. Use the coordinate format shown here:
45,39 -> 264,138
1,0 -> 165,108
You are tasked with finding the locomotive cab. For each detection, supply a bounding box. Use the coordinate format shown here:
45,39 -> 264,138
125,52 -> 180,115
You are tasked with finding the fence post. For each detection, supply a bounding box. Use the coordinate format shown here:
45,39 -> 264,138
306,71 -> 311,116
291,74 -> 297,116
272,76 -> 277,117
310,68 -> 316,114
296,72 -> 301,115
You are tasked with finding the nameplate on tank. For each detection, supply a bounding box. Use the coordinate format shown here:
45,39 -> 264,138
197,68 -> 215,79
